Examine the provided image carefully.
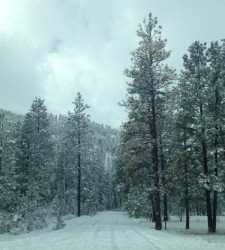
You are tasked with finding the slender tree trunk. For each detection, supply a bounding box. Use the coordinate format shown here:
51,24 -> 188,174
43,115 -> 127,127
202,137 -> 213,231
150,195 -> 156,222
179,211 -> 183,221
199,101 -> 213,232
77,129 -> 81,217
150,90 -> 162,230
212,190 -> 218,232
184,162 -> 190,229
159,134 -> 168,221
212,85 -> 219,232
163,193 -> 168,221
202,129 -> 213,232
184,136 -> 190,229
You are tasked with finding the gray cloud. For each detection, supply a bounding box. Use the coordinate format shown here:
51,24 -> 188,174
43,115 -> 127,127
0,35 -> 44,114
0,0 -> 225,128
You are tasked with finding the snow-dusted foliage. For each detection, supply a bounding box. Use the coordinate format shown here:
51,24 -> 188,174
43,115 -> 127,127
116,13 -> 175,230
2,12 -> 225,238
0,96 -> 118,234
114,14 -> 225,233
125,190 -> 151,219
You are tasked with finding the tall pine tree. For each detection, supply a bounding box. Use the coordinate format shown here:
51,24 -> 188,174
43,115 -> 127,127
68,93 -> 90,217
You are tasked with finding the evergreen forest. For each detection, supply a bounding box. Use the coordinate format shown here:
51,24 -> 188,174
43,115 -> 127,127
1,13 -> 225,235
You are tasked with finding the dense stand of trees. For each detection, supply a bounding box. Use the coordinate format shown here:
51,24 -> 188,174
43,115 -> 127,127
115,14 -> 225,232
0,94 -> 118,234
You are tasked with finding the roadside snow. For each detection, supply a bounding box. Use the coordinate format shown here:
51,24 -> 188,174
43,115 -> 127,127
0,211 -> 225,250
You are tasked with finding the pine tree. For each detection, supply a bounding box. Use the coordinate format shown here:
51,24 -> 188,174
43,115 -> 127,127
16,98 -> 53,230
173,81 -> 202,229
0,114 -> 21,216
179,41 -> 225,232
180,41 -> 214,231
206,40 -> 225,232
68,93 -> 90,217
123,13 -> 175,230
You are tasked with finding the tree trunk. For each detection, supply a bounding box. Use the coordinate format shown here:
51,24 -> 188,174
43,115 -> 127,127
184,137 -> 190,229
184,168 -> 190,229
212,190 -> 217,232
212,136 -> 218,232
150,90 -> 162,230
163,193 -> 168,222
77,130 -> 81,217
150,195 -> 156,222
212,84 -> 219,232
159,134 -> 168,221
179,211 -> 183,221
199,102 -> 213,232
212,138 -> 218,233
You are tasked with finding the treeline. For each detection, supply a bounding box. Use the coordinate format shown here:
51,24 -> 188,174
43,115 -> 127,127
0,93 -> 118,234
114,13 -> 225,232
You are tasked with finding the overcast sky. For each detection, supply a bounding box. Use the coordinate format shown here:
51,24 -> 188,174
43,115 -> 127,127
0,0 -> 225,128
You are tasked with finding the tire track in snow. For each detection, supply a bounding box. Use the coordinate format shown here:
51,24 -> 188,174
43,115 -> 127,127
109,218 -> 119,250
110,212 -> 161,250
110,227 -> 119,250
116,219 -> 147,250
125,220 -> 163,250
51,215 -> 101,245
4,212 -> 224,250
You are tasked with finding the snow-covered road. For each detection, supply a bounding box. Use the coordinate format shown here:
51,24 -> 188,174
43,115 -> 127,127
0,211 -> 224,250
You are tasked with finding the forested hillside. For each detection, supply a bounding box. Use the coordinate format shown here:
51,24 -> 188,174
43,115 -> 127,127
0,94 -> 118,234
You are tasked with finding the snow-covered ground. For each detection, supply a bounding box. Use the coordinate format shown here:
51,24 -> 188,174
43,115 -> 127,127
0,211 -> 225,250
